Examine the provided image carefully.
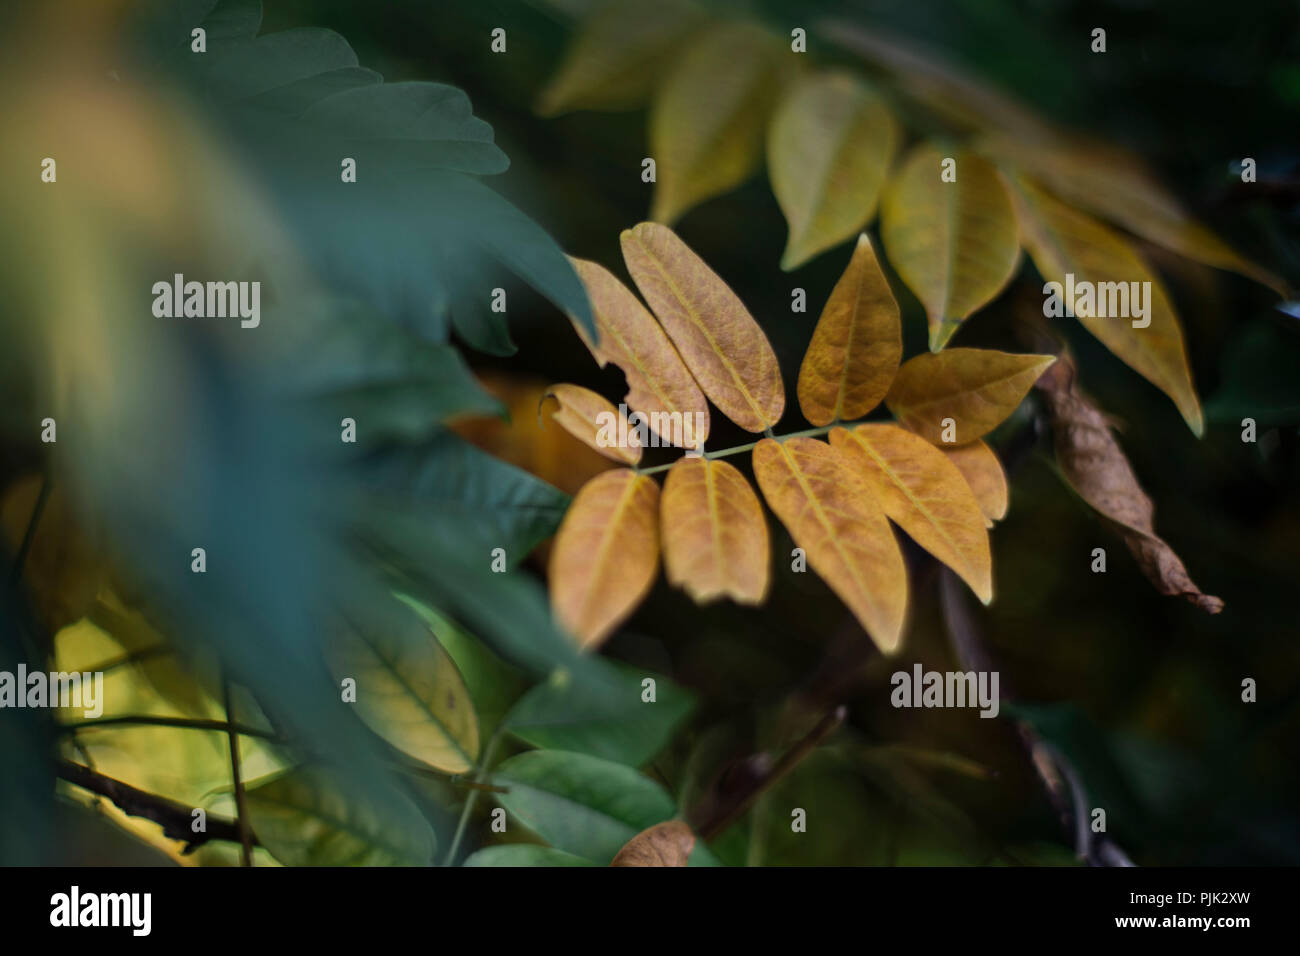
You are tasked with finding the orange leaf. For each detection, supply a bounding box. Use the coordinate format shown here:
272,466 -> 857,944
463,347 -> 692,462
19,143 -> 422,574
942,440 -> 1008,525
885,348 -> 1055,445
550,469 -> 661,648
568,256 -> 709,449
751,437 -> 907,652
796,234 -> 902,427
610,820 -> 696,867
660,456 -> 769,605
543,384 -> 642,466
621,222 -> 785,432
831,424 -> 992,603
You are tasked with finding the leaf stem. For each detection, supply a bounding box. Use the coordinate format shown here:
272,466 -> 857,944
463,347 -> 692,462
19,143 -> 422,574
442,723 -> 507,866
635,420 -> 867,475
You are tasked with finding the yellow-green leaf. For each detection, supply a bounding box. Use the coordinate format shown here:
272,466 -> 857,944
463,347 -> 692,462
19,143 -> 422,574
550,469 -> 661,649
942,440 -> 1008,525
886,348 -> 1055,445
649,20 -> 788,224
544,383 -> 641,465
880,144 -> 1020,351
537,0 -> 707,116
1007,175 -> 1204,435
751,437 -> 907,652
797,233 -> 902,426
660,456 -> 769,605
768,71 -> 901,270
621,222 -> 785,431
568,256 -> 709,449
326,601 -> 480,774
831,424 -> 992,603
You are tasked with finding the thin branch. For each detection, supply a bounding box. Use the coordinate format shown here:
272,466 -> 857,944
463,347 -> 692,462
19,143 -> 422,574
442,724 -> 507,866
8,475 -> 51,587
223,679 -> 254,866
58,714 -> 279,738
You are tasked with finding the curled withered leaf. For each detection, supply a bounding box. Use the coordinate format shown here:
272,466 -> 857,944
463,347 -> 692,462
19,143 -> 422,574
886,348 -> 1055,445
567,256 -> 709,449
1036,356 -> 1223,614
752,437 -> 908,652
942,440 -> 1008,526
831,424 -> 993,604
543,383 -> 642,466
550,469 -> 662,648
796,233 -> 902,427
622,222 -> 785,432
660,456 -> 770,605
610,820 -> 697,867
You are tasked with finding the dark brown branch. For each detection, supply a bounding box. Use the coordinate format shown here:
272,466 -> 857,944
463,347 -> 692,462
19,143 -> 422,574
223,679 -> 254,866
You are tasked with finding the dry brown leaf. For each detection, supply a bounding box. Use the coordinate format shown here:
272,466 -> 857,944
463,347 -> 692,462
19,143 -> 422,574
543,383 -> 642,466
885,348 -> 1055,445
550,469 -> 662,648
621,222 -> 785,432
831,424 -> 992,603
1036,355 -> 1223,614
796,234 -> 902,426
752,437 -> 907,652
610,820 -> 696,867
942,440 -> 1008,526
660,456 -> 769,605
568,256 -> 710,450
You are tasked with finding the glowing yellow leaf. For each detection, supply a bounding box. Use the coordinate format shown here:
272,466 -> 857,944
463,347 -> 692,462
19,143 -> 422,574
1007,175 -> 1204,435
621,222 -> 785,432
543,383 -> 641,466
568,256 -> 709,449
880,144 -> 1020,351
797,234 -> 902,426
885,348 -> 1055,445
751,437 -> 907,652
942,440 -> 1008,525
768,71 -> 900,269
660,456 -> 769,605
550,469 -> 661,649
831,424 -> 992,603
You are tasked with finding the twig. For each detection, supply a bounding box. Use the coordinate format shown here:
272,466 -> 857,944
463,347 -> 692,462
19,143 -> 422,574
442,724 -> 507,866
7,475 -> 50,588
58,714 -> 279,739
223,679 -> 254,866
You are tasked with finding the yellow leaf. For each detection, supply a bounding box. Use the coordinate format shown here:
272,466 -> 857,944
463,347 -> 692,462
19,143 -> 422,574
751,437 -> 907,652
326,601 -> 480,774
649,20 -> 788,224
543,383 -> 642,466
568,256 -> 709,449
1007,175 -> 1204,435
550,469 -> 661,649
611,820 -> 697,866
886,348 -> 1055,445
982,135 -> 1290,298
880,144 -> 1020,350
537,0 -> 707,116
942,440 -> 1008,525
768,71 -> 901,269
660,456 -> 769,605
831,424 -> 992,603
796,233 -> 902,426
621,222 -> 785,432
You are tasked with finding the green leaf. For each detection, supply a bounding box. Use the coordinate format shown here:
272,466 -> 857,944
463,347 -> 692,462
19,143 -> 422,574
1204,319 -> 1300,426
462,845 -> 596,867
245,766 -> 436,866
202,29 -> 361,102
507,660 -> 695,767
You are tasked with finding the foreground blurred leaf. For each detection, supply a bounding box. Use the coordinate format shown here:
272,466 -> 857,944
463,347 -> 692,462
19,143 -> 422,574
1035,357 -> 1222,613
942,440 -> 1008,525
611,820 -> 696,866
550,470 -> 661,648
769,72 -> 900,270
506,659 -> 695,767
245,766 -> 435,866
649,20 -> 786,224
880,145 -> 1020,351
831,424 -> 992,603
622,222 -> 785,431
462,845 -> 595,866
752,437 -> 907,652
796,234 -> 902,426
544,384 -> 642,466
1008,176 -> 1203,435
886,348 -> 1054,444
